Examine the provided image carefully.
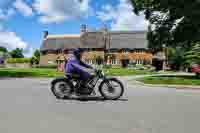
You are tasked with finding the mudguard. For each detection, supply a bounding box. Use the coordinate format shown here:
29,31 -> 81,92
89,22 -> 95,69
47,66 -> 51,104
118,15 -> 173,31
100,77 -> 123,85
51,77 -> 71,86
50,77 -> 74,99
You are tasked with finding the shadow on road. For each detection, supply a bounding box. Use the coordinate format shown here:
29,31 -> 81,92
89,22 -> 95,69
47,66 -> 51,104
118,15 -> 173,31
63,96 -> 128,102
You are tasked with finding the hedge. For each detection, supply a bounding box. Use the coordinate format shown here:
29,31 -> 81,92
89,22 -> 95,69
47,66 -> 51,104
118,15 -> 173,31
33,64 -> 57,69
7,58 -> 31,64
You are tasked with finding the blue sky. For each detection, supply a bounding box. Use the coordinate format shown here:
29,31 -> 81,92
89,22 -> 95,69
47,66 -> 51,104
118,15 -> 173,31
0,0 -> 147,57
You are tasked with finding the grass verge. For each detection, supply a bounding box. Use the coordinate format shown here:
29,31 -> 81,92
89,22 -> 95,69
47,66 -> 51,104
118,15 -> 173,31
0,68 -> 153,77
103,68 -> 153,76
0,68 -> 63,78
136,75 -> 200,86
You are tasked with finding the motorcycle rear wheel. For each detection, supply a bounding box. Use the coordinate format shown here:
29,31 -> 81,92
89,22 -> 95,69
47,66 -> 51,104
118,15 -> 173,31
51,80 -> 72,99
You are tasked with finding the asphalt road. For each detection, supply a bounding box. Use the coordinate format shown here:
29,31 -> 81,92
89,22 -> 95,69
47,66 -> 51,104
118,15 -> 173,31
0,77 -> 200,133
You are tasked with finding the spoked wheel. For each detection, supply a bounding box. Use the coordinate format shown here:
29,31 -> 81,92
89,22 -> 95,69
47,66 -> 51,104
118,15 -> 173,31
99,78 -> 124,100
51,81 -> 72,99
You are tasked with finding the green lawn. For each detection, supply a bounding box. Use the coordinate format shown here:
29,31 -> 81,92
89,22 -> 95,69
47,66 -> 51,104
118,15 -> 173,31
104,68 -> 153,76
0,68 -> 152,77
137,75 -> 200,86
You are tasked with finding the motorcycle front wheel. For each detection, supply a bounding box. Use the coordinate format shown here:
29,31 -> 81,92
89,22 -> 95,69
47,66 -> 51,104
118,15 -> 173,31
99,78 -> 124,100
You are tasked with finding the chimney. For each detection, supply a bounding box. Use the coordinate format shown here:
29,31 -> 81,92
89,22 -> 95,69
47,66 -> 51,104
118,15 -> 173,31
80,24 -> 87,34
43,31 -> 48,39
101,24 -> 108,33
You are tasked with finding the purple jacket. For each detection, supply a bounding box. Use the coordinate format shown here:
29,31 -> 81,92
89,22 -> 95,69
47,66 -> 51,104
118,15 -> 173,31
64,56 -> 93,80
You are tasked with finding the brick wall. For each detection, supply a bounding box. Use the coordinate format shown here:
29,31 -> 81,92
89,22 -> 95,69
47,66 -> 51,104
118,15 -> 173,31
82,50 -> 105,65
40,50 -> 154,67
106,50 -> 153,65
40,53 -> 58,66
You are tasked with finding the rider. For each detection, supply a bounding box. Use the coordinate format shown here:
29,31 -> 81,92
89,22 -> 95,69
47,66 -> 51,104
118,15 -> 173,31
64,48 -> 96,88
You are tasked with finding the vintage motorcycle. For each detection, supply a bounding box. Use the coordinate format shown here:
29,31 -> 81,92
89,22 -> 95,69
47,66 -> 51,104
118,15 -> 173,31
51,70 -> 124,100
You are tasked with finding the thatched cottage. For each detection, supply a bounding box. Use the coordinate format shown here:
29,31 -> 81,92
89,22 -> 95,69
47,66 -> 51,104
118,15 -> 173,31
40,25 -> 161,71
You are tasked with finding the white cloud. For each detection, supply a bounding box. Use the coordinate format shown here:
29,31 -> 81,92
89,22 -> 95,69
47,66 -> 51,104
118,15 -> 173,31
0,8 -> 15,20
24,46 -> 34,57
13,0 -> 33,17
33,0 -> 92,24
0,31 -> 33,57
97,0 -> 148,31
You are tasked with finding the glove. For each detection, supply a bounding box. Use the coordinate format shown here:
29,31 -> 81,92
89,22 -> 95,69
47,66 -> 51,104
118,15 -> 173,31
94,68 -> 98,73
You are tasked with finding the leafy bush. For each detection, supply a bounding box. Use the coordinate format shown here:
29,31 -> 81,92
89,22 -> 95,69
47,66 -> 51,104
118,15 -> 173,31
185,43 -> 200,65
103,64 -> 112,69
9,48 -> 24,58
34,64 -> 57,69
7,58 -> 31,64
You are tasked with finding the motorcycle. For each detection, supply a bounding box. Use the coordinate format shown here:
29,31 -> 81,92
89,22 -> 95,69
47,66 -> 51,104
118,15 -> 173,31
51,70 -> 124,100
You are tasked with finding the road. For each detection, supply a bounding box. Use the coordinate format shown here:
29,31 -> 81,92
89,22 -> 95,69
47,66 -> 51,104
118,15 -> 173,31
0,77 -> 200,133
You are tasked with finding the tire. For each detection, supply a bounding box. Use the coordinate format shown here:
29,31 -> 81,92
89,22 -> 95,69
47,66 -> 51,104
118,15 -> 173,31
99,78 -> 124,100
51,78 -> 73,99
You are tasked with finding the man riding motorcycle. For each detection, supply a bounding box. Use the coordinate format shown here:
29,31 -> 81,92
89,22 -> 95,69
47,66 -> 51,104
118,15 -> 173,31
64,48 -> 96,90
51,48 -> 124,99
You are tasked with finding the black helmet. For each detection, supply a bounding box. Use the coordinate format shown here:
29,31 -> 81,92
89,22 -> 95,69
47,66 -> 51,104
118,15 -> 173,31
73,48 -> 84,59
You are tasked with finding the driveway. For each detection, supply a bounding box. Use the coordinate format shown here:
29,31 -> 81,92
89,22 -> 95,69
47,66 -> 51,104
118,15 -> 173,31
0,77 -> 200,133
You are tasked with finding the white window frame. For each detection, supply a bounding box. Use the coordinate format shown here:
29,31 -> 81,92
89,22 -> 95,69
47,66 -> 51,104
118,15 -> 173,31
122,49 -> 129,54
111,58 -> 116,65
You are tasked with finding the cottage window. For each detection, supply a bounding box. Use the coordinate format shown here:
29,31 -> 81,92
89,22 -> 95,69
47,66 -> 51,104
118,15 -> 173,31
122,49 -> 129,54
89,60 -> 93,64
48,60 -> 55,64
136,60 -> 143,64
85,59 -> 89,64
111,58 -> 116,65
96,57 -> 103,65
134,50 -> 138,53
135,49 -> 142,53
109,49 -> 117,53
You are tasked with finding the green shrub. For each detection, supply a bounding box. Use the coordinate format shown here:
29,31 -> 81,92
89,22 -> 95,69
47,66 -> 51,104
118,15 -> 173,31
103,64 -> 112,69
34,64 -> 57,69
7,58 -> 31,64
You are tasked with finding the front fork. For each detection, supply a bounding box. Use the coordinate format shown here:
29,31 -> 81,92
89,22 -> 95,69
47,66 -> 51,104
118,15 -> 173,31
103,78 -> 115,92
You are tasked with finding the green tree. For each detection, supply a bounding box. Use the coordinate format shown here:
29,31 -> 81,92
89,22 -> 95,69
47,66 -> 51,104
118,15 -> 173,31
0,47 -> 9,59
34,49 -> 40,59
10,48 -> 24,58
0,46 -> 8,53
167,47 -> 186,70
185,42 -> 200,65
131,0 -> 200,49
31,49 -> 40,65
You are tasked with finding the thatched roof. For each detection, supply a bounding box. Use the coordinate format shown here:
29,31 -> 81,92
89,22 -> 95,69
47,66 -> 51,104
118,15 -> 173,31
40,31 -> 148,51
108,31 -> 147,49
81,32 -> 106,48
41,35 -> 81,51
